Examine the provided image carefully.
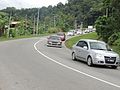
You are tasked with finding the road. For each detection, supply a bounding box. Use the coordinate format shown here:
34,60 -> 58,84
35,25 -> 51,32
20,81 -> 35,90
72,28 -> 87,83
0,36 -> 120,90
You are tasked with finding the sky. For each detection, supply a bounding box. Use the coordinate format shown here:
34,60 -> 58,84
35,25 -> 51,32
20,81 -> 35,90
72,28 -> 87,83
0,0 -> 68,10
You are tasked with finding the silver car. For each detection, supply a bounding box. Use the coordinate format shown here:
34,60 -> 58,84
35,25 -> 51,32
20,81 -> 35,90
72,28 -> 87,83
47,35 -> 62,48
72,39 -> 120,69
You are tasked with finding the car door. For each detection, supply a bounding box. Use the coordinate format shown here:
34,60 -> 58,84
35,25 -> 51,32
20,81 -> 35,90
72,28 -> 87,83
81,41 -> 89,62
75,41 -> 85,61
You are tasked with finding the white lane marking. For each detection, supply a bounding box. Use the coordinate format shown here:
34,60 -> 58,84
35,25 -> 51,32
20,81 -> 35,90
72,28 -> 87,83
34,39 -> 120,89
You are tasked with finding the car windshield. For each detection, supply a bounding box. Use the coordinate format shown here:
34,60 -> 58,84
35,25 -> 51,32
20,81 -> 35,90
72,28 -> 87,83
49,36 -> 60,40
89,42 -> 109,50
57,33 -> 64,36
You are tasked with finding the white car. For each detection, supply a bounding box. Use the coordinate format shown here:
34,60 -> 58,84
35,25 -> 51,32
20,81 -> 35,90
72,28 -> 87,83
84,29 -> 90,33
76,31 -> 82,35
72,39 -> 120,69
67,31 -> 74,36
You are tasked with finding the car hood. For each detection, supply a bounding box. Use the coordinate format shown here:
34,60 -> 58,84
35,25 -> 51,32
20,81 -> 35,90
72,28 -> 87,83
91,50 -> 118,56
48,39 -> 60,42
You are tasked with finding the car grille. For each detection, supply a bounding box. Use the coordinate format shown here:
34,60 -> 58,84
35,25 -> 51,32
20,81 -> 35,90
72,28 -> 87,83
51,41 -> 59,45
104,56 -> 116,64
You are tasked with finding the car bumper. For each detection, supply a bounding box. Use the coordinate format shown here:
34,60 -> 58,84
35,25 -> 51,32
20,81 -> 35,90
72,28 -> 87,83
93,58 -> 120,66
47,43 -> 62,47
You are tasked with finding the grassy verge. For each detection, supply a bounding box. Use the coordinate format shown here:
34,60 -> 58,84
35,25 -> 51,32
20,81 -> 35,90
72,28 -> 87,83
112,46 -> 120,55
0,33 -> 50,42
65,32 -> 98,49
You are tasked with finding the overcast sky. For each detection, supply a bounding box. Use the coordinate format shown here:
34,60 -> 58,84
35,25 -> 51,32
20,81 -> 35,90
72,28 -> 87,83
0,0 -> 68,10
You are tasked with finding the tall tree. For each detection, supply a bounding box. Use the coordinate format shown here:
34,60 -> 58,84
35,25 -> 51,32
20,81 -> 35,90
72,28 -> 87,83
0,12 -> 8,36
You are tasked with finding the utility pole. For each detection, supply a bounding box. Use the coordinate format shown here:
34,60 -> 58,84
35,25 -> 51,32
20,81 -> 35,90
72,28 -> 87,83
7,14 -> 11,38
53,15 -> 56,27
106,7 -> 109,17
25,14 -> 28,35
25,14 -> 27,29
33,15 -> 36,35
36,8 -> 39,35
80,22 -> 83,34
74,19 -> 77,30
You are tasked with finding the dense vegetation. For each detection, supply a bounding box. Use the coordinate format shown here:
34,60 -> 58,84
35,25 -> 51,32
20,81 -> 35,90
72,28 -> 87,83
95,0 -> 120,45
0,0 -> 103,38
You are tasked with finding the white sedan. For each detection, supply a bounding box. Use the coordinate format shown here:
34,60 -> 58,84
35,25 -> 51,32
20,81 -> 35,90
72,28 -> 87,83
72,39 -> 120,69
67,31 -> 74,36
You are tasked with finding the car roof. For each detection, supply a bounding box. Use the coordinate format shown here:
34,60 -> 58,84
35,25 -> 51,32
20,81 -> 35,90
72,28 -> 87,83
57,32 -> 65,34
80,39 -> 106,44
49,35 -> 60,37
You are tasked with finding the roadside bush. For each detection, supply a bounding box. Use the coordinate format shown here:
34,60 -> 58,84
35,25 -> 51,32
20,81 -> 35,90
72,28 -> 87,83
17,28 -> 25,36
9,29 -> 16,38
47,27 -> 61,33
95,16 -> 114,43
113,38 -> 120,46
108,33 -> 119,45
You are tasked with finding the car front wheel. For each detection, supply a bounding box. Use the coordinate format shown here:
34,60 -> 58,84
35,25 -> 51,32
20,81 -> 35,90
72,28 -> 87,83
87,57 -> 93,66
72,52 -> 77,61
111,66 -> 117,69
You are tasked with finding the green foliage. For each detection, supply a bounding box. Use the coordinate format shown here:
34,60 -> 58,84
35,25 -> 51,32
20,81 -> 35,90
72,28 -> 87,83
9,29 -> 16,37
108,33 -> 119,45
47,27 -> 61,33
95,16 -> 114,42
95,0 -> 120,45
17,28 -> 24,36
0,12 -> 8,36
0,12 -> 8,28
1,0 -> 103,32
111,40 -> 120,55
113,39 -> 120,47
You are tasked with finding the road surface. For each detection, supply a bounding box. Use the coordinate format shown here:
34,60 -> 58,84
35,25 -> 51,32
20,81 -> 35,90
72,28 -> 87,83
0,36 -> 120,90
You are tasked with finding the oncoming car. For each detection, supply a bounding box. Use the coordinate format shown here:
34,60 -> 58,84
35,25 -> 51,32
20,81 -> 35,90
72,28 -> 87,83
47,35 -> 62,48
57,32 -> 66,41
72,39 -> 120,69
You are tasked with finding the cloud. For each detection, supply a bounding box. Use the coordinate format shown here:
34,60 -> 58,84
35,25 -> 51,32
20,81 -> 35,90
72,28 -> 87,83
0,0 -> 67,9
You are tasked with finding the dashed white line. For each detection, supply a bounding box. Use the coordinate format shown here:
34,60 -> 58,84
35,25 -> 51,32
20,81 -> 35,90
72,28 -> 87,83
34,39 -> 120,89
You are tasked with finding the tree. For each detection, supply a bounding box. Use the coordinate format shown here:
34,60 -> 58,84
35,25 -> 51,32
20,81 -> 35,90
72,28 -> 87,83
0,0 -> 103,36
0,12 -> 8,36
95,16 -> 114,42
95,0 -> 120,44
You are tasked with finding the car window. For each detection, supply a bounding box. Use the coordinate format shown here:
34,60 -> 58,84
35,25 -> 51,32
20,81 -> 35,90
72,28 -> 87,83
76,41 -> 83,47
50,36 -> 60,40
76,41 -> 88,48
90,42 -> 107,50
57,33 -> 65,36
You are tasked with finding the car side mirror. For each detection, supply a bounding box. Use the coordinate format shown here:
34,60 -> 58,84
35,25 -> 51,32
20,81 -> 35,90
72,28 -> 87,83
108,48 -> 112,51
83,46 -> 88,50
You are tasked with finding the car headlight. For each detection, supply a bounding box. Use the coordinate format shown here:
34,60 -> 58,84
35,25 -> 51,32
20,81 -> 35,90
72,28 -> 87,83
117,55 -> 120,61
57,42 -> 60,44
48,41 -> 52,43
95,53 -> 103,59
58,42 -> 62,44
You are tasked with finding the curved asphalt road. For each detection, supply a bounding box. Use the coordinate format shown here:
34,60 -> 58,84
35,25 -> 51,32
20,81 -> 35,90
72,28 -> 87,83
0,36 -> 120,90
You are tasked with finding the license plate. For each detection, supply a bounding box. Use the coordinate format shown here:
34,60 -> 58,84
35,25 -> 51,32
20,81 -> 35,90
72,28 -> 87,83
107,59 -> 114,62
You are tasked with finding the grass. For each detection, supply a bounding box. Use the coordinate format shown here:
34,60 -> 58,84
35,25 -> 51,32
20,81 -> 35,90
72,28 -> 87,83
112,45 -> 120,55
65,32 -> 98,49
0,33 -> 50,42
